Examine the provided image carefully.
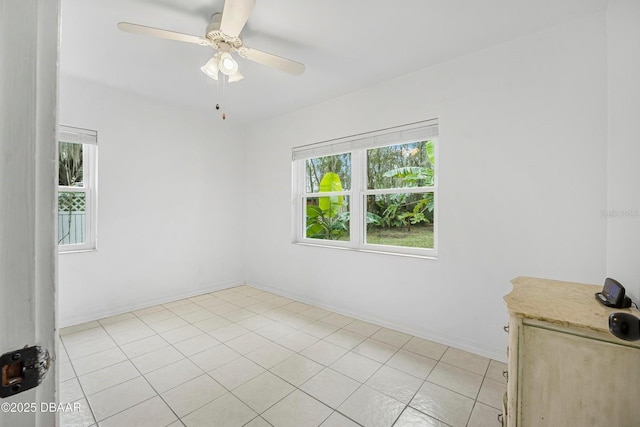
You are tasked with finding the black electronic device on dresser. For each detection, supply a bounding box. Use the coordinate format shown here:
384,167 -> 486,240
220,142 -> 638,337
595,277 -> 632,308
595,277 -> 640,342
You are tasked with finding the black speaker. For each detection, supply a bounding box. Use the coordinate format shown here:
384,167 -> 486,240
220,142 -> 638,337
609,312 -> 640,341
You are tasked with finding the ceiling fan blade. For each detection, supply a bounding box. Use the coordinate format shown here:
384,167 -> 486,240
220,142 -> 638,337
239,47 -> 305,75
117,22 -> 210,46
220,0 -> 255,38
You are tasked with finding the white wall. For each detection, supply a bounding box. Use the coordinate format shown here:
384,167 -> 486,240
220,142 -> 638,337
58,75 -> 245,326
606,0 -> 640,301
243,13 -> 608,360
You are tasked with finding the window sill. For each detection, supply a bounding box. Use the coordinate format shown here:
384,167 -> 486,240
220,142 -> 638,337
59,248 -> 96,255
293,241 -> 438,260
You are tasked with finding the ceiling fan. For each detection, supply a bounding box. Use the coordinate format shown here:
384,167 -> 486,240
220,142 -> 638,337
117,0 -> 305,84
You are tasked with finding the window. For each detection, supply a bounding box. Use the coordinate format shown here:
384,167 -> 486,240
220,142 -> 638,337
293,120 -> 438,257
58,126 -> 97,252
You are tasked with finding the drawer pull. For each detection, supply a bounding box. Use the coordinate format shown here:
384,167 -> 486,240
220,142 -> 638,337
498,413 -> 504,425
503,325 -> 509,333
503,370 -> 508,381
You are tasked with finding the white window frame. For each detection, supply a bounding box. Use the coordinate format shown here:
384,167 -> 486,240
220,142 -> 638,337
292,120 -> 438,258
58,125 -> 98,253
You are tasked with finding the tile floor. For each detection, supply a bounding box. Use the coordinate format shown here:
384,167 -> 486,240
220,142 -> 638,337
58,285 -> 506,427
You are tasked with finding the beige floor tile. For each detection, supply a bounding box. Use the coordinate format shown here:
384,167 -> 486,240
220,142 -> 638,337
319,411 -> 361,427
173,333 -> 220,357
209,356 -> 265,390
99,396 -> 177,427
343,319 -> 382,337
167,302 -> 202,316
300,368 -> 360,409
159,324 -> 204,344
226,332 -> 270,354
386,349 -> 438,379
103,318 -> 156,345
61,326 -> 109,347
60,378 -> 84,404
279,314 -> 315,329
365,366 -> 423,404
59,398 -> 95,427
72,347 -> 128,376
300,340 -> 348,366
182,393 -> 256,427
137,309 -> 177,325
246,342 -> 293,369
299,306 -> 332,320
410,382 -> 474,427
132,305 -> 165,316
98,312 -> 136,326
208,323 -> 250,342
236,315 -> 279,331
394,407 -> 448,427
189,344 -> 241,372
232,371 -> 295,413
282,301 -> 312,313
403,337 -> 448,360
221,308 -> 256,322
144,358 -> 203,393
78,360 -> 140,395
319,313 -> 355,328
120,334 -> 169,359
276,331 -> 319,352
149,316 -> 190,334
441,347 -> 490,376
352,338 -> 398,364
161,374 -> 226,418
485,359 -> 508,384
324,329 -> 366,350
243,416 -> 272,427
467,401 -> 503,427
60,321 -> 101,336
262,389 -> 333,427
246,302 -> 278,314
301,321 -> 340,339
270,354 -> 324,387
86,376 -> 156,421
65,335 -> 118,360
179,308 -> 218,324
338,385 -> 405,427
59,360 -> 76,382
427,362 -> 483,399
192,315 -> 231,332
371,328 -> 413,348
58,286 -> 499,427
477,378 -> 506,410
131,346 -> 185,374
254,322 -> 296,340
330,351 -> 382,382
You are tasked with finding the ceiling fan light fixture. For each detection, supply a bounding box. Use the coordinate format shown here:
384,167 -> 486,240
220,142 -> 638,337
218,52 -> 238,76
228,70 -> 244,83
201,57 -> 219,80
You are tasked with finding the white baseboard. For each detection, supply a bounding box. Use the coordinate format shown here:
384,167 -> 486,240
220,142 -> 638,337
247,281 -> 507,363
58,280 -> 244,328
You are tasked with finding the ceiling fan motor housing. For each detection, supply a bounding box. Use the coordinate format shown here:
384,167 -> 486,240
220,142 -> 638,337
206,13 -> 242,52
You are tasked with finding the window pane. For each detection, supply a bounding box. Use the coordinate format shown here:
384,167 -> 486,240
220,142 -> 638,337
59,142 -> 84,186
365,193 -> 434,248
305,196 -> 350,241
305,153 -> 351,193
58,192 -> 86,245
367,140 -> 435,189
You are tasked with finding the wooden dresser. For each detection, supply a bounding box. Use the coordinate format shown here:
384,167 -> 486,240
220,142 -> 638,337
503,277 -> 640,427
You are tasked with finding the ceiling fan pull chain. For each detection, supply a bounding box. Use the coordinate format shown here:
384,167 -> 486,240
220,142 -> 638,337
221,74 -> 227,120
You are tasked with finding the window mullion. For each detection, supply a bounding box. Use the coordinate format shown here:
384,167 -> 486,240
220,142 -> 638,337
349,148 -> 365,248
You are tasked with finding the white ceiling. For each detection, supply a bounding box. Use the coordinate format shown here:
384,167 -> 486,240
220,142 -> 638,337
60,0 -> 608,123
